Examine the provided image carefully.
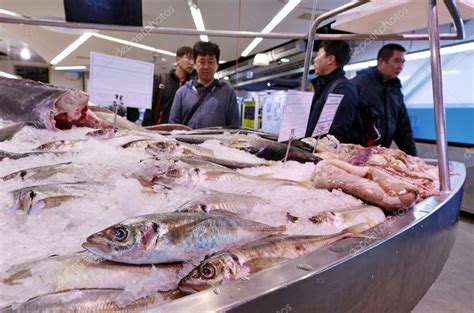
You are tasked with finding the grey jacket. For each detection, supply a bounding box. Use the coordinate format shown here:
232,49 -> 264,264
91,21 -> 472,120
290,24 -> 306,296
169,80 -> 240,129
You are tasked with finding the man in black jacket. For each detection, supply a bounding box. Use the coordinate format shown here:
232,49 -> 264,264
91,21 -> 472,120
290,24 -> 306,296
127,46 -> 194,125
305,41 -> 359,143
351,44 -> 417,156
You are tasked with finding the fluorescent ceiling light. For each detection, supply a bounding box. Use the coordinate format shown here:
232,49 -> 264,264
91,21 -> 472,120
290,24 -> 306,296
50,32 -> 93,65
189,1 -> 208,42
345,42 -> 474,71
91,33 -> 175,56
241,0 -> 300,57
0,9 -> 22,17
343,60 -> 377,71
50,32 -> 175,65
219,60 -> 226,64
280,58 -> 290,63
20,47 -> 31,60
54,66 -> 87,71
0,71 -> 18,79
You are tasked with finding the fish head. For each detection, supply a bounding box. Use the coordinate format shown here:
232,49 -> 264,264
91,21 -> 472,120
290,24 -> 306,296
178,253 -> 240,293
82,217 -> 161,263
14,190 -> 36,212
146,141 -> 180,155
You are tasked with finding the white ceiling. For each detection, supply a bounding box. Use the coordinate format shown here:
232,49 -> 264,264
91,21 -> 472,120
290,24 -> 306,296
0,0 -> 348,71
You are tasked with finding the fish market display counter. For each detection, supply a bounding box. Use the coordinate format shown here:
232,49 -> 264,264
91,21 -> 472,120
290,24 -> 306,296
154,161 -> 465,313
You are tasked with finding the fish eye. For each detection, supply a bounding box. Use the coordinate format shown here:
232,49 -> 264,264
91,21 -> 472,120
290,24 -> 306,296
200,265 -> 216,279
166,166 -> 180,177
112,226 -> 128,241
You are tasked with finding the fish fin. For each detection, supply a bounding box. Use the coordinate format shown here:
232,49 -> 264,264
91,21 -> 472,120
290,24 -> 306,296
275,224 -> 287,233
208,210 -> 240,217
165,218 -> 213,244
243,257 -> 289,272
0,122 -> 26,142
343,223 -> 380,240
257,173 -> 273,179
297,181 -> 314,189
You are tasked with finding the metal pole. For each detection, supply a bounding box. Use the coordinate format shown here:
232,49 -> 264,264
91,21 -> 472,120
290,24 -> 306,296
0,16 -> 305,40
444,0 -> 465,39
301,0 -> 369,91
426,0 -> 451,191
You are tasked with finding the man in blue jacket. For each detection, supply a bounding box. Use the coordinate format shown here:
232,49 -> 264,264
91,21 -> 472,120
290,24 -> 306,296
305,40 -> 359,143
351,44 -> 417,156
169,41 -> 240,129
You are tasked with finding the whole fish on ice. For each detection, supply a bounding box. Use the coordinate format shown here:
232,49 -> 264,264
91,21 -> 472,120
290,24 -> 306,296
179,224 -> 370,293
82,212 -> 286,264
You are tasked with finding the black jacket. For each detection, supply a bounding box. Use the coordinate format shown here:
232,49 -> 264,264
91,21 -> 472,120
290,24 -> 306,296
305,67 -> 359,143
351,67 -> 417,156
127,69 -> 191,126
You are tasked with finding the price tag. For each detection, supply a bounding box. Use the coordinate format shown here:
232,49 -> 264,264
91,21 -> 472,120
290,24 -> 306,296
311,93 -> 344,137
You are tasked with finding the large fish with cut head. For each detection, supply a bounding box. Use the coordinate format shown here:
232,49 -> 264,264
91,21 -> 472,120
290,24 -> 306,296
0,77 -> 110,130
82,212 -> 286,264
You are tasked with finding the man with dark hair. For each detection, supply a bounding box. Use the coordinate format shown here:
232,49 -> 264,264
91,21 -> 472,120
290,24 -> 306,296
127,46 -> 194,126
351,43 -> 417,156
305,40 -> 359,143
169,41 -> 240,129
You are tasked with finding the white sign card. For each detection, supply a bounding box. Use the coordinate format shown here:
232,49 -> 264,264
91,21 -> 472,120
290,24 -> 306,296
89,52 -> 154,109
311,93 -> 344,137
261,90 -> 287,135
277,90 -> 313,142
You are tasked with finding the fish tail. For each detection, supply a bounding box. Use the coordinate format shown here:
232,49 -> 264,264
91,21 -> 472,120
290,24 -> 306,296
274,224 -> 287,233
343,223 -> 380,240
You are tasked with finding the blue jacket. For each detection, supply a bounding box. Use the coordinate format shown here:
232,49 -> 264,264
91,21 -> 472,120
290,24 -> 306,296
351,67 -> 417,156
169,80 -> 240,129
305,67 -> 359,143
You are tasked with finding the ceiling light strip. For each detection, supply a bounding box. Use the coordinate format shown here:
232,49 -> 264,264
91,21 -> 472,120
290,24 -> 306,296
54,66 -> 87,70
50,32 -> 93,65
91,33 -> 175,56
241,0 -> 300,57
190,5 -> 209,42
0,71 -> 19,79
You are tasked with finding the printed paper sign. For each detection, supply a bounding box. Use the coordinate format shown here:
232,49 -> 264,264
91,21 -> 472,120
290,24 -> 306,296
278,90 -> 313,142
312,93 -> 344,137
89,52 -> 154,109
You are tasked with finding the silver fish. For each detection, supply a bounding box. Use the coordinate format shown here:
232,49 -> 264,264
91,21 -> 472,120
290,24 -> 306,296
2,162 -> 74,181
308,205 -> 386,228
82,212 -> 286,264
133,158 -> 310,190
179,224 -> 370,293
0,288 -> 182,313
0,150 -> 65,162
9,182 -> 108,213
171,133 -> 321,164
1,251 -> 183,298
34,139 -> 86,151
177,193 -> 263,214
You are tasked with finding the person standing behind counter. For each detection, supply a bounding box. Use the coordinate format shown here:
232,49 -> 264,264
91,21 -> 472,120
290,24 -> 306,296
169,41 -> 240,129
305,41 -> 359,142
351,44 -> 417,156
